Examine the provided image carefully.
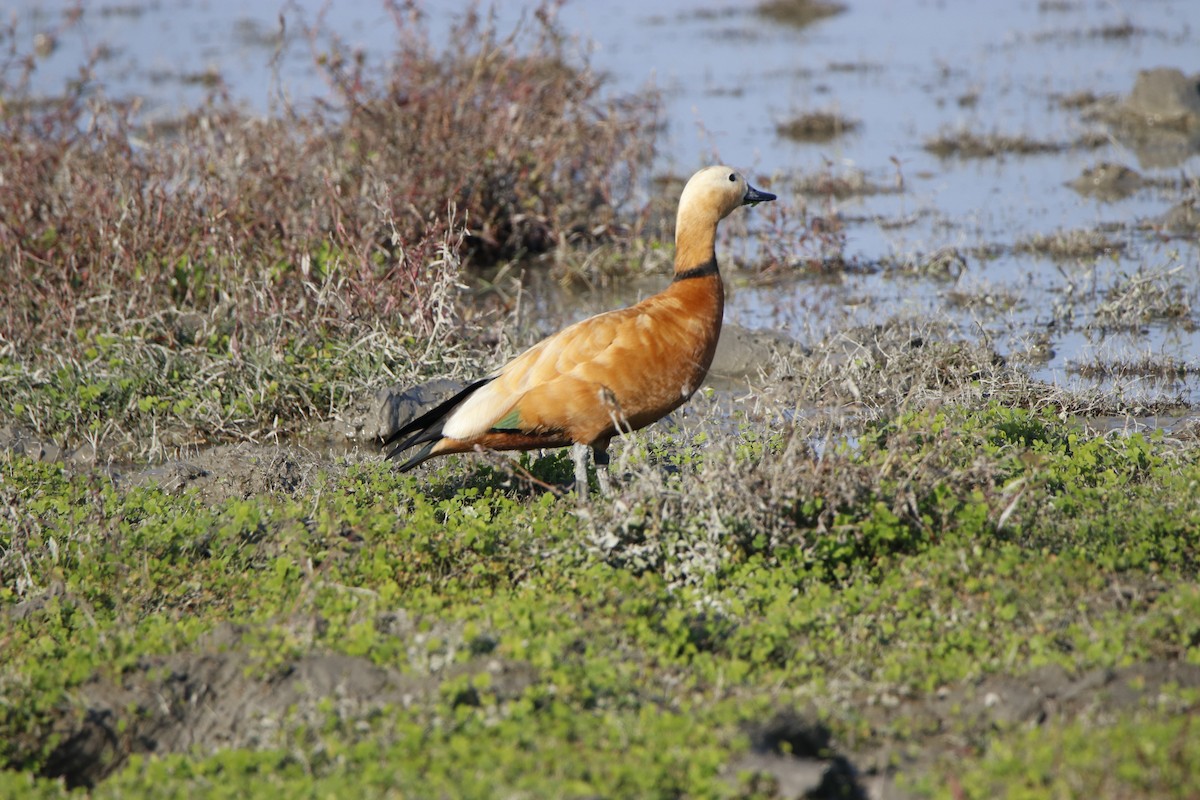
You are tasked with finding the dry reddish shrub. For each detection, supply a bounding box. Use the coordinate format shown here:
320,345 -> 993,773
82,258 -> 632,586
0,1 -> 657,344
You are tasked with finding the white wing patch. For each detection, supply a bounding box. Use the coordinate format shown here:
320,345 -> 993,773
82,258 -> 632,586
441,380 -> 514,440
439,309 -> 627,442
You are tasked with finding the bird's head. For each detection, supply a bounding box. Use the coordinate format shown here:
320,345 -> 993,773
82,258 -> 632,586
678,165 -> 776,225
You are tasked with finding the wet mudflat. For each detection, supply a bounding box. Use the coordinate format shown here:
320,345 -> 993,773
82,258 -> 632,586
3,1 -> 1200,798
543,0 -> 1200,416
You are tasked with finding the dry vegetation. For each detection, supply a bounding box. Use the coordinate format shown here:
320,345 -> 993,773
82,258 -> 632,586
0,3 -> 659,458
775,110 -> 860,143
924,128 -> 1108,158
1093,264 -> 1193,329
756,0 -> 847,28
0,3 -> 656,347
1015,228 -> 1126,260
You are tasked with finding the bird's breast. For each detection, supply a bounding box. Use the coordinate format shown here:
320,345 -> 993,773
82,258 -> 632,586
607,273 -> 724,426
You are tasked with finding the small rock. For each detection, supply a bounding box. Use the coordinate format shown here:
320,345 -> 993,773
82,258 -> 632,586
730,708 -> 868,799
371,378 -> 464,442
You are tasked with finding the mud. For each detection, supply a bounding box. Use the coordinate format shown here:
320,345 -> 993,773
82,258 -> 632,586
1049,67 -> 1200,166
119,444 -> 329,507
923,130 -> 1108,159
1158,198 -> 1200,238
0,426 -> 69,466
0,425 -> 334,507
1093,67 -> 1200,168
850,661 -> 1200,797
756,660 -> 1200,798
32,622 -> 537,789
755,0 -> 846,29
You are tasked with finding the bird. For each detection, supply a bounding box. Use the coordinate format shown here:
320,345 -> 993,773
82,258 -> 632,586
383,165 -> 776,495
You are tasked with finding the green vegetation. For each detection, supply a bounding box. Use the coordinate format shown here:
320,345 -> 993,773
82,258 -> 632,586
3,404 -> 1199,796
924,715 -> 1200,799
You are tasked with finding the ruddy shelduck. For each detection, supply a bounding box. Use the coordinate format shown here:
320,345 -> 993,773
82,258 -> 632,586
384,165 -> 776,494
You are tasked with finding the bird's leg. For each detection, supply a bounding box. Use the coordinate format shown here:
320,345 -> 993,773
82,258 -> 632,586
572,443 -> 590,497
593,442 -> 612,496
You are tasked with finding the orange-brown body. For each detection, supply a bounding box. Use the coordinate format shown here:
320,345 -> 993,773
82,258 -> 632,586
384,165 -> 775,493
429,270 -> 722,456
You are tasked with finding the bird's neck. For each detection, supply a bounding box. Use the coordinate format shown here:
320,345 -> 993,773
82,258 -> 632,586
665,209 -> 725,331
673,211 -> 719,276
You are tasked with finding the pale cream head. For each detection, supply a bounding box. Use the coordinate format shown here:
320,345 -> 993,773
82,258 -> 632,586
676,165 -> 775,228
673,165 -> 776,272
678,166 -> 746,227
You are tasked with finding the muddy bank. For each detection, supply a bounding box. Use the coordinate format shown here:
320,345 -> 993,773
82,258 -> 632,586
27,622 -> 538,789
0,318 -> 1093,503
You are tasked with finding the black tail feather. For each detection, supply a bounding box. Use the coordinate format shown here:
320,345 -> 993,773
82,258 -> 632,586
383,377 -> 494,465
394,441 -> 438,472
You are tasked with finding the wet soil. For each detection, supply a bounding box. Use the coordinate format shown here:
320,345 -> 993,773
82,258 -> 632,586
777,111 -> 861,143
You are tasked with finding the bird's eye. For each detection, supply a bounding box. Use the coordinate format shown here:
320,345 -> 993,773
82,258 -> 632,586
728,173 -> 736,182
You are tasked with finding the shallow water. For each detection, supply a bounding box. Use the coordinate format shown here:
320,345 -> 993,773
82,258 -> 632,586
17,0 -> 1200,404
